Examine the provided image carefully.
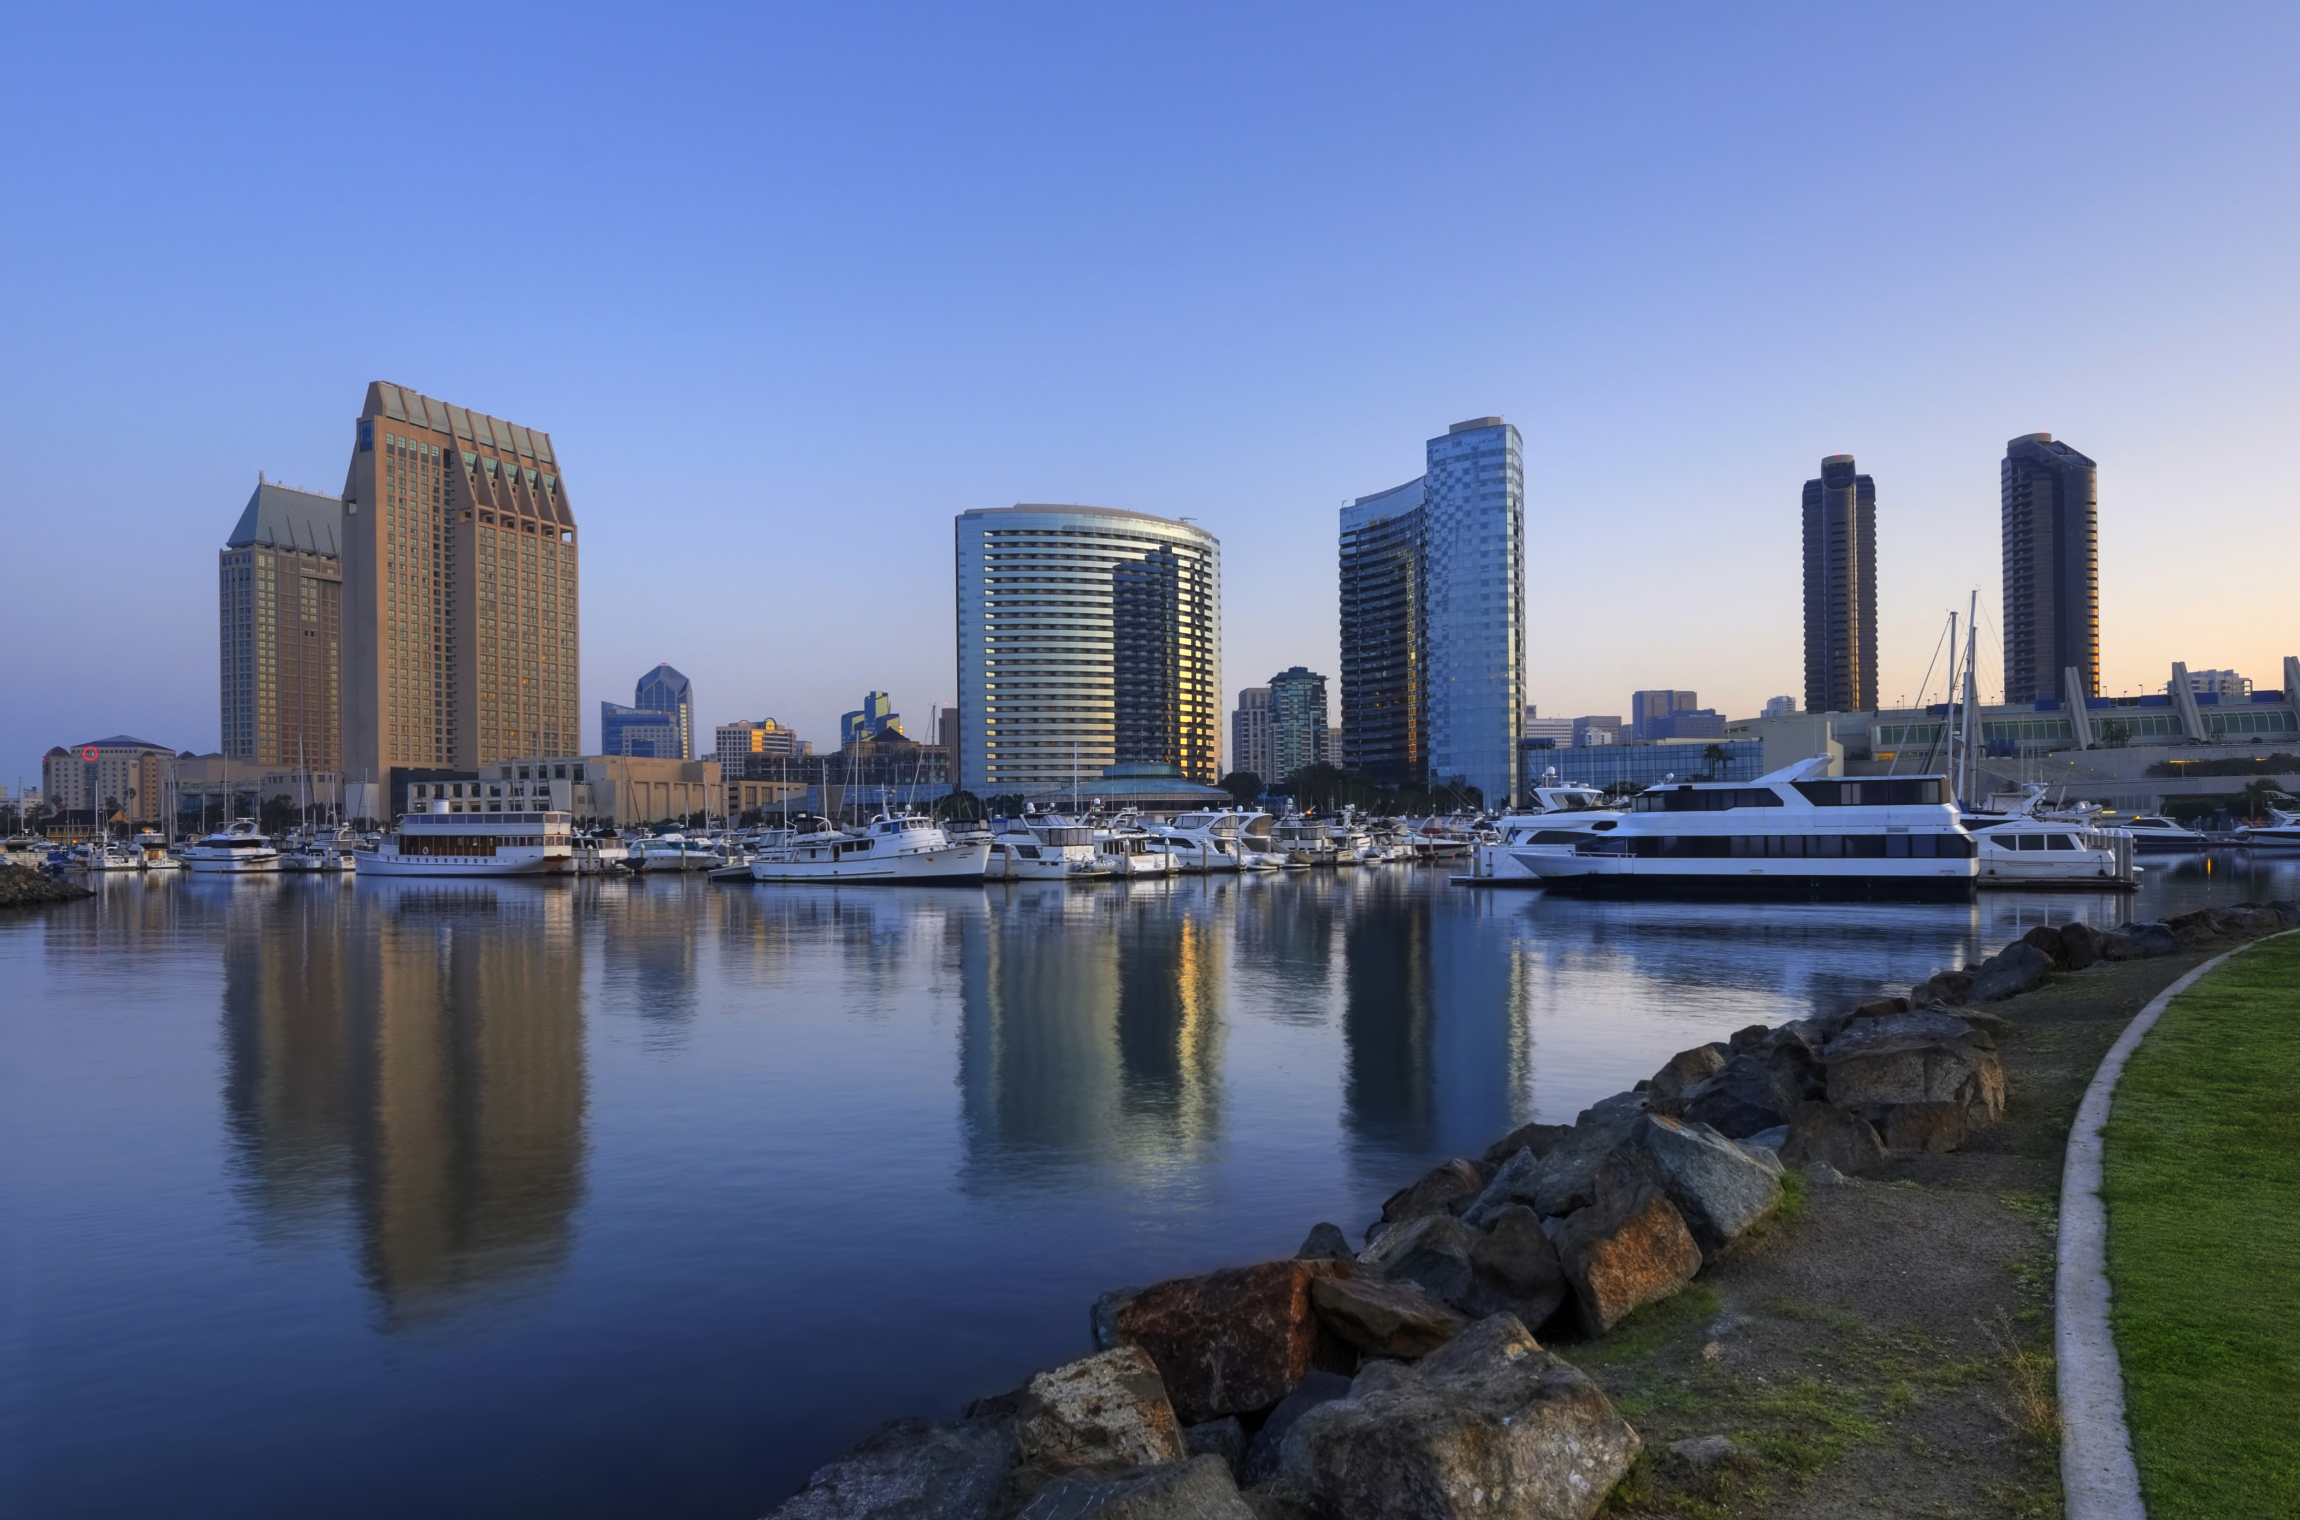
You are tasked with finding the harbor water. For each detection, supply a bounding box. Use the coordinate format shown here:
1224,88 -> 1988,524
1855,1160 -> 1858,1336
7,857 -> 2294,1518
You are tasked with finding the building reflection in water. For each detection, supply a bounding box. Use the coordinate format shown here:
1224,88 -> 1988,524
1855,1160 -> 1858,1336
959,882 -> 1223,1180
221,880 -> 586,1327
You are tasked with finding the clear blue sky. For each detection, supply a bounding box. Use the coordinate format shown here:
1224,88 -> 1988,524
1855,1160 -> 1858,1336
4,3 -> 2296,781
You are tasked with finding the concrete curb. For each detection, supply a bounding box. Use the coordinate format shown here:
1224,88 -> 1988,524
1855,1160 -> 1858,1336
2056,930 -> 2297,1520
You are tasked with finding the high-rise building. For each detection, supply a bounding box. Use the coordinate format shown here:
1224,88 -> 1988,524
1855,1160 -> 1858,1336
1266,666 -> 1330,781
1802,454 -> 1878,715
1628,690 -> 1700,742
43,736 -> 175,823
2001,432 -> 2099,704
1230,687 -> 1273,780
954,505 -> 1220,795
1763,695 -> 1799,718
339,383 -> 579,787
715,718 -> 808,773
1338,418 -> 1523,803
841,691 -> 900,746
220,478 -> 343,772
601,664 -> 693,759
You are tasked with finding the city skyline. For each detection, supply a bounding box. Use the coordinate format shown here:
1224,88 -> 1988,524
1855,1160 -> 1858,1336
6,8 -> 2299,776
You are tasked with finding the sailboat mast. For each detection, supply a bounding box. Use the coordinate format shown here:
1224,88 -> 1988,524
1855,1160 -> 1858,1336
1959,589 -> 1980,808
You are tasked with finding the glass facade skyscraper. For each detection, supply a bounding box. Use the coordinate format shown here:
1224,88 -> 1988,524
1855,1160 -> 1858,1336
954,505 -> 1220,796
1338,418 -> 1524,804
2001,432 -> 2099,704
1801,454 -> 1878,715
601,663 -> 693,759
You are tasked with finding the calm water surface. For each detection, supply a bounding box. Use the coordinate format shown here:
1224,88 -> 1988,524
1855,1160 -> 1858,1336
7,856 -> 2294,1518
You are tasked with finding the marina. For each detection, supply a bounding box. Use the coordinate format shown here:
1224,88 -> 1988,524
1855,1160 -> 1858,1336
8,855 -> 2294,1519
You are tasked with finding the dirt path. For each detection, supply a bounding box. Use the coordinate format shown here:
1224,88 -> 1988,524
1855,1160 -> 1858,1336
1576,946 -> 2226,1520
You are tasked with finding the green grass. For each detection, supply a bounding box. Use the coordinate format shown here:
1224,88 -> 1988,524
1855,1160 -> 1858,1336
2101,931 -> 2300,1518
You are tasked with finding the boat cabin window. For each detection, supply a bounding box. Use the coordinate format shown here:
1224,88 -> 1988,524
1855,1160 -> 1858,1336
1631,788 -> 1785,812
1790,779 -> 1944,807
2047,835 -> 2079,851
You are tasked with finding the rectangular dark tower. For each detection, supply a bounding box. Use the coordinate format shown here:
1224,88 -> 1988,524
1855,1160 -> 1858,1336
1338,478 -> 1426,788
2000,433 -> 2099,704
1801,454 -> 1877,714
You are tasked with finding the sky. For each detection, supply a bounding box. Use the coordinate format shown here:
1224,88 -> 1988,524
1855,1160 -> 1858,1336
4,3 -> 2297,782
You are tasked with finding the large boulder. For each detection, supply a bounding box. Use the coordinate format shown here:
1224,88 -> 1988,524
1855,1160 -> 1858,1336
1184,1416 -> 1244,1476
2116,922 -> 2180,958
1481,1120 -> 1574,1168
1463,1099 -> 1648,1225
1678,1054 -> 1801,1139
1363,1213 -> 1480,1306
1013,1346 -> 1185,1476
1113,1260 -> 1351,1424
1877,1101 -> 1967,1154
2058,921 -> 2104,971
2165,909 -> 2221,948
1638,1114 -> 1784,1254
1468,1205 -> 1569,1331
1643,1043 -> 1728,1114
1281,1314 -> 1642,1520
1908,968 -> 1976,1006
2019,924 -> 2071,969
1295,1223 -> 1353,1262
1016,1455 -> 1256,1520
1774,1100 -> 1885,1175
1553,1156 -> 1703,1334
2220,905 -> 2286,934
1967,942 -> 2054,1002
768,1415 -> 1016,1519
1091,1288 -> 1144,1352
2269,900 -> 2300,928
1310,1275 -> 1469,1359
1239,1371 -> 1353,1485
1822,1010 -> 2005,1126
1368,1159 -> 1487,1242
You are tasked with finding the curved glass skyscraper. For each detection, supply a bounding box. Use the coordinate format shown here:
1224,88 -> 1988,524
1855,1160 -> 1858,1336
954,506 -> 1221,796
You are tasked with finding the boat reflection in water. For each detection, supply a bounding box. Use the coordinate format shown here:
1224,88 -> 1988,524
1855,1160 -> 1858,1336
220,877 -> 586,1326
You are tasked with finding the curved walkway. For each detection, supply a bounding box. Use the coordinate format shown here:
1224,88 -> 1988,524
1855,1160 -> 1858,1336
2055,931 -> 2295,1520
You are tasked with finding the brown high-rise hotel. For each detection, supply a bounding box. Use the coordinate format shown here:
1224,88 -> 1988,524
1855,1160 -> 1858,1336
339,382 -> 579,787
221,479 -> 344,772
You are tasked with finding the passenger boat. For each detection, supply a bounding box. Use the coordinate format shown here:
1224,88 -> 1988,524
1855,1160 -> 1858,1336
1469,782 -> 1627,883
749,813 -> 990,883
184,820 -> 283,873
354,803 -> 574,876
1497,760 -> 1977,901
1154,811 -> 1246,874
2236,806 -> 2300,851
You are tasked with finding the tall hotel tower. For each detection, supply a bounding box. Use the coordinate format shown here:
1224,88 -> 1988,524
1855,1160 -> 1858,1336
220,479 -> 343,771
1801,454 -> 1878,714
2000,432 -> 2099,704
339,382 -> 579,786
1339,418 -> 1524,805
954,506 -> 1220,796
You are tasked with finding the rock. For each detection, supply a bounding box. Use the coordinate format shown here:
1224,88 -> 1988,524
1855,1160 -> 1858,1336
1366,1213 -> 1479,1307
1184,1416 -> 1245,1477
1878,1100 -> 1968,1154
2059,921 -> 2104,971
1463,1100 -> 1648,1224
1669,1434 -> 1741,1470
1016,1455 -> 1256,1520
1638,1114 -> 1784,1255
1114,1261 -> 1351,1424
1467,1204 -> 1569,1330
1459,1145 -> 1545,1227
1968,942 -> 2054,1002
1822,1012 -> 2005,1126
1014,1346 -> 1185,1476
1369,1159 -> 1486,1241
2020,924 -> 2071,969
1310,1275 -> 1469,1359
1281,1314 -> 1642,1520
1554,1158 -> 1703,1334
1092,1287 -> 1144,1352
1645,1043 -> 1729,1112
2269,899 -> 2300,928
1481,1120 -> 1573,1167
1294,1223 -> 1352,1262
768,1414 -> 1016,1519
1801,1160 -> 1851,1186
2117,922 -> 2180,958
1741,1125 -> 1789,1151
2222,905 -> 2285,934
1238,1370 -> 1353,1486
1679,1053 -> 1802,1139
1775,1100 -> 1885,1175
2165,910 -> 2220,948
1910,968 -> 1977,1006
1847,995 -> 1910,1022
1941,1004 -> 2015,1037
1726,1023 -> 1772,1053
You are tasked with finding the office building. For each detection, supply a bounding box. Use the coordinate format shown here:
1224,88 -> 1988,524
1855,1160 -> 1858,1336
43,736 -> 176,823
637,665 -> 695,758
1266,666 -> 1330,781
339,382 -> 579,787
715,718 -> 808,772
1338,417 -> 1524,803
1629,690 -> 1701,742
1801,454 -> 1878,714
938,708 -> 963,795
1572,715 -> 1622,747
1231,687 -> 1274,780
1519,737 -> 1764,792
1763,695 -> 1799,718
2001,432 -> 2099,704
601,664 -> 693,760
2173,669 -> 2250,701
954,505 -> 1220,795
221,478 -> 343,773
841,691 -> 901,746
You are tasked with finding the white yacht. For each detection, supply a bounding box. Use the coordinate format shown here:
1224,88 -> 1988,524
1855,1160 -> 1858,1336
1503,759 -> 1977,901
1269,817 -> 1333,868
1154,811 -> 1246,874
279,826 -> 358,873
986,819 -> 1106,881
1961,788 -> 2137,887
2101,813 -> 2212,852
1233,813 -> 1286,871
627,834 -> 720,872
2237,806 -> 2300,851
1469,781 -> 1627,883
749,814 -> 990,883
185,820 -> 283,874
131,831 -> 185,871
1091,822 -> 1173,878
356,803 -> 574,876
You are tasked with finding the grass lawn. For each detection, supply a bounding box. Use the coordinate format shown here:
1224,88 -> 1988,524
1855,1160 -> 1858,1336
2102,930 -> 2300,1518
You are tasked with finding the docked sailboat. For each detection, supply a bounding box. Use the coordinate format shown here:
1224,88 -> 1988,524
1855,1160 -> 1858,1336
354,802 -> 574,876
749,814 -> 990,883
1502,759 -> 1978,901
184,820 -> 283,874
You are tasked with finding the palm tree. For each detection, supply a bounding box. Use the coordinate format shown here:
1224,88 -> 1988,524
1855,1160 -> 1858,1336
1702,743 -> 1729,781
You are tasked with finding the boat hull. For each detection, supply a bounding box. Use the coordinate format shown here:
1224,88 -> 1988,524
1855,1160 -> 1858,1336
750,842 -> 991,884
354,851 -> 572,877
1506,855 -> 1975,902
185,855 -> 281,874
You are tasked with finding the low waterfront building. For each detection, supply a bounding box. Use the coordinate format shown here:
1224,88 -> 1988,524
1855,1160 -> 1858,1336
1518,738 -> 1765,794
43,737 -> 177,825
1020,761 -> 1234,818
406,754 -> 723,828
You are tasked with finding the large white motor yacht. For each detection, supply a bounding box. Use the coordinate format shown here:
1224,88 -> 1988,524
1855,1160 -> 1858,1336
1092,822 -> 1172,877
2103,813 -> 2213,852
750,814 -> 990,883
356,803 -> 574,876
1155,811 -> 1246,873
1469,781 -> 1626,883
184,820 -> 282,874
1500,759 -> 1977,901
1961,787 -> 2137,887
986,819 -> 1106,880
